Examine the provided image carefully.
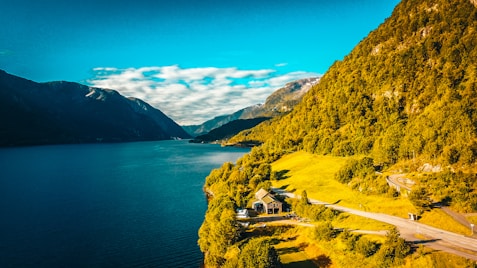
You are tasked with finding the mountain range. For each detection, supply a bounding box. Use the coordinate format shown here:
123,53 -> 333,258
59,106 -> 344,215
0,70 -> 190,146
182,77 -> 320,137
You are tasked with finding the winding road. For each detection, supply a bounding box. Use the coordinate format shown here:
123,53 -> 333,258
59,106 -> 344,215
271,188 -> 477,261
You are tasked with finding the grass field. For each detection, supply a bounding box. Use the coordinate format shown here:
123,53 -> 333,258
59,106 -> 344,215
275,239 -> 316,268
332,213 -> 392,233
419,209 -> 472,235
271,151 -> 415,217
271,151 -> 470,235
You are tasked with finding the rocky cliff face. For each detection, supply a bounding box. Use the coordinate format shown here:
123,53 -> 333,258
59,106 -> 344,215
0,70 -> 190,146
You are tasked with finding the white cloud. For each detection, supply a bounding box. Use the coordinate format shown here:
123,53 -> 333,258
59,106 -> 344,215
88,65 -> 320,125
92,67 -> 118,72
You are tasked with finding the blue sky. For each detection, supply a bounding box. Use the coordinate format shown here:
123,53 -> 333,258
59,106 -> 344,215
1,0 -> 400,124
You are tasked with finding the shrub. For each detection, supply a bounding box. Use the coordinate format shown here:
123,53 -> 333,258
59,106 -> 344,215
355,237 -> 378,257
236,238 -> 281,268
376,228 -> 411,266
314,222 -> 335,241
339,229 -> 359,251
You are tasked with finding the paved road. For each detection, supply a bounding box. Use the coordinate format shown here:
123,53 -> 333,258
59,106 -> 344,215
272,188 -> 477,261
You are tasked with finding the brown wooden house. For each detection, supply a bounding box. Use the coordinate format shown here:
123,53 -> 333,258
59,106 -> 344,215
253,188 -> 282,214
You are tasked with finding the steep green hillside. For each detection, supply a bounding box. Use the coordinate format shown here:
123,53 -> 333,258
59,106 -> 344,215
233,0 -> 477,168
199,0 -> 477,267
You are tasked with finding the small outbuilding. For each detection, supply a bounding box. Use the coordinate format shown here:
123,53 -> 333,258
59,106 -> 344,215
253,188 -> 282,214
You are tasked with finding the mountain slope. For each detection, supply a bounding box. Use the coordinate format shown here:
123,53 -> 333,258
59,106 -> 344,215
182,77 -> 320,137
199,1 -> 477,266
231,0 -> 477,168
182,109 -> 247,137
189,117 -> 270,144
0,70 -> 190,146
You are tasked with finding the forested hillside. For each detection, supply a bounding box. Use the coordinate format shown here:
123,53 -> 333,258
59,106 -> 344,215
232,0 -> 477,168
199,0 -> 477,266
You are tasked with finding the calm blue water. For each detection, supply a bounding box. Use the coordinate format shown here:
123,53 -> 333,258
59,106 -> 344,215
0,140 -> 249,267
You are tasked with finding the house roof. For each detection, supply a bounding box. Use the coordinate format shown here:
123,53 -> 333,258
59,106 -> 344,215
262,195 -> 280,204
255,188 -> 270,200
255,188 -> 282,205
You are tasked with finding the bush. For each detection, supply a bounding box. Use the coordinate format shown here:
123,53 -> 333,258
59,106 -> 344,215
314,222 -> 335,241
408,185 -> 432,214
376,228 -> 411,266
355,237 -> 378,257
236,238 -> 281,268
335,157 -> 375,184
339,229 -> 359,251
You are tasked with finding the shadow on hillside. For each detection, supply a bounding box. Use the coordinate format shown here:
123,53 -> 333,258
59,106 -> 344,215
412,239 -> 441,245
275,169 -> 290,180
277,246 -> 301,255
284,255 -> 332,268
314,255 -> 332,268
277,184 -> 289,190
283,260 -> 317,268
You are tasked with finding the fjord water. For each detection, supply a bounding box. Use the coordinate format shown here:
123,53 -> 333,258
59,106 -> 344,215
0,140 -> 249,267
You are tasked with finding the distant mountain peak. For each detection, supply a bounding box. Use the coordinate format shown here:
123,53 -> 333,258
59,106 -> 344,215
182,76 -> 320,137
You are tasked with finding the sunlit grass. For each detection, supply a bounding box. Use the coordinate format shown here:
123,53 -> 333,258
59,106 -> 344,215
271,151 -> 415,217
403,245 -> 477,268
466,215 -> 477,225
271,151 -> 470,235
272,227 -> 316,268
275,240 -> 316,268
332,213 -> 392,232
419,209 -> 471,235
